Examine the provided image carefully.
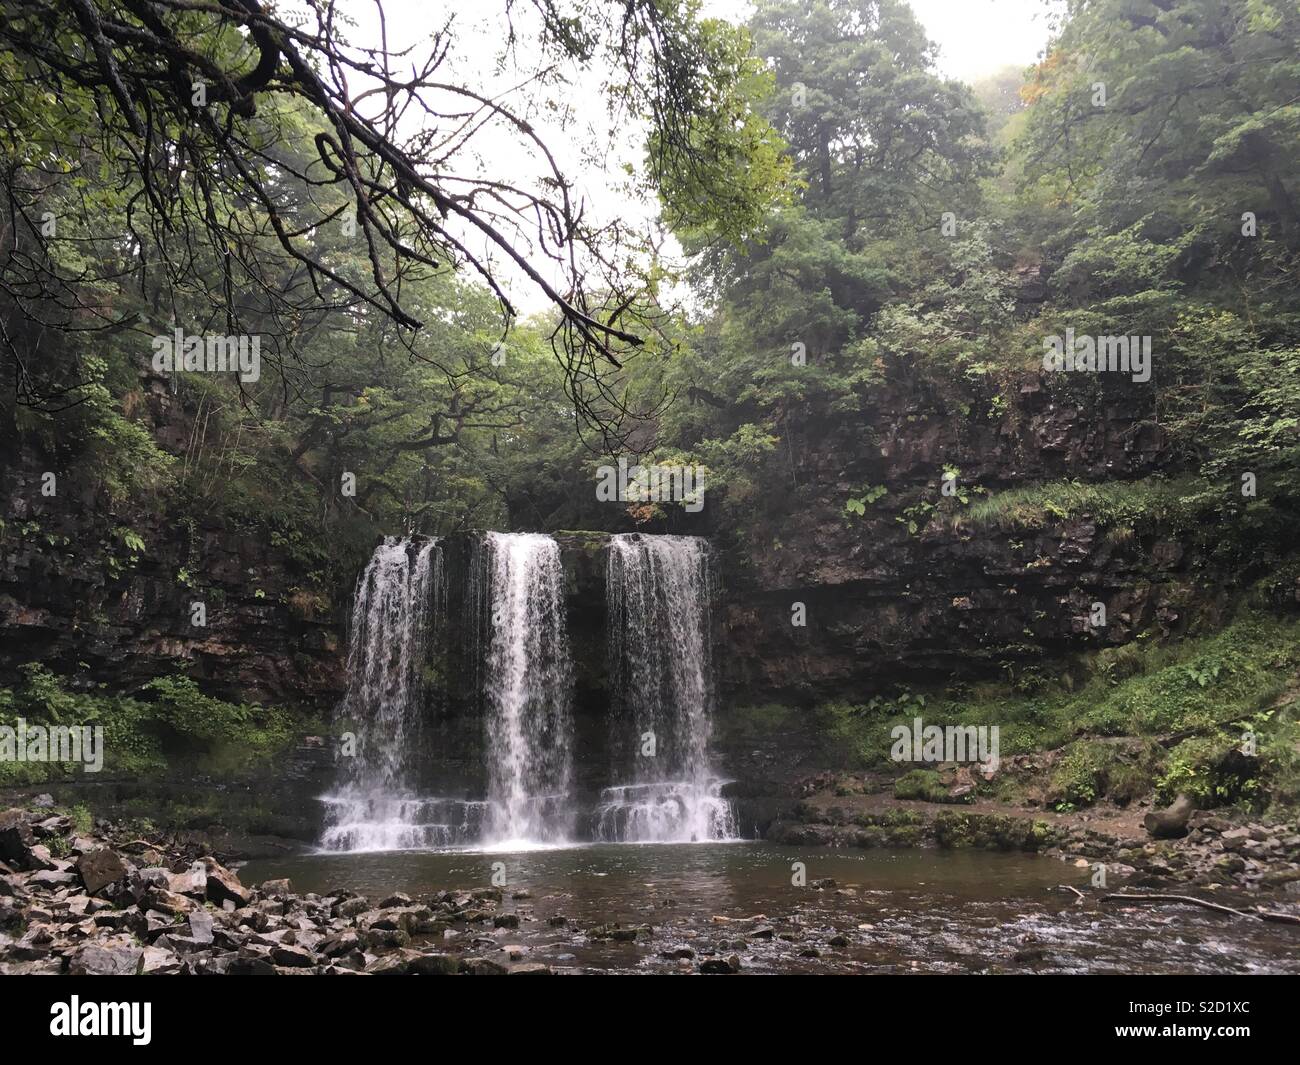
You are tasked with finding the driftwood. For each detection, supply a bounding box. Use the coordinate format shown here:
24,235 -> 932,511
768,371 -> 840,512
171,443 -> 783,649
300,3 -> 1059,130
1102,893 -> 1300,926
118,839 -> 167,852
1143,794 -> 1195,839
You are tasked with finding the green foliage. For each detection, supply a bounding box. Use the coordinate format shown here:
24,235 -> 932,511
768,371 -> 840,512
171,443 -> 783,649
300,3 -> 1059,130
1157,735 -> 1260,810
1048,741 -> 1111,811
844,484 -> 887,517
0,665 -> 294,784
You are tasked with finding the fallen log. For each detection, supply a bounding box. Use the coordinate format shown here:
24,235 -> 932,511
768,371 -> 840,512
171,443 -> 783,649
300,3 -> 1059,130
1102,893 -> 1300,926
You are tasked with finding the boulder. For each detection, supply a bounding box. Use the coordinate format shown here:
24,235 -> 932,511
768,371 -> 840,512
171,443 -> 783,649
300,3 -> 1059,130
0,810 -> 36,869
407,953 -> 460,975
32,815 -> 73,838
76,848 -> 127,895
139,946 -> 185,975
143,886 -> 195,916
459,956 -> 509,975
365,949 -> 420,975
378,892 -> 412,908
507,962 -> 552,975
202,858 -> 252,907
188,910 -> 215,945
28,869 -> 78,888
271,944 -> 316,968
69,944 -> 143,976
1144,794 -> 1195,839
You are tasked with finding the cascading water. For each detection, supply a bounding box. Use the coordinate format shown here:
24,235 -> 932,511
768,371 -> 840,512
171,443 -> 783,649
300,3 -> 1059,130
320,537 -> 484,851
474,532 -> 575,847
596,534 -> 736,842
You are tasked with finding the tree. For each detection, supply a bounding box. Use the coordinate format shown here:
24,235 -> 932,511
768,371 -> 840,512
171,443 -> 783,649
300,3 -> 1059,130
0,0 -> 790,437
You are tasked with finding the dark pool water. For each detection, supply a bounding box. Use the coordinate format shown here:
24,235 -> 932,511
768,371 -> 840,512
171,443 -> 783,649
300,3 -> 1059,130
239,843 -> 1300,974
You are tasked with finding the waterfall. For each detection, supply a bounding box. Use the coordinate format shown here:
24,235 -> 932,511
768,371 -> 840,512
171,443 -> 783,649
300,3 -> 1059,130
596,534 -> 736,842
475,532 -> 575,846
320,537 -> 481,851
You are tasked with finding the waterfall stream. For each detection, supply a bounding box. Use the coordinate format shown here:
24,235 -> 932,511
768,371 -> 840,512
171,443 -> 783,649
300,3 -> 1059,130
321,531 -> 731,852
596,534 -> 736,842
320,537 -> 469,851
475,532 -> 574,846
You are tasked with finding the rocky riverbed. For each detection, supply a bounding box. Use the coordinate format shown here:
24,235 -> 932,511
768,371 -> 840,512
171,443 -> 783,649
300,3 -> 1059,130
763,780 -> 1300,897
3,793 -> 1299,975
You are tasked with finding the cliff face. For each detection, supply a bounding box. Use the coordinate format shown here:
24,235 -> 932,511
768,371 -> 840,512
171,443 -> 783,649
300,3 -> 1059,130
0,369 -> 1252,740
0,380 -> 345,713
706,376 -> 1217,706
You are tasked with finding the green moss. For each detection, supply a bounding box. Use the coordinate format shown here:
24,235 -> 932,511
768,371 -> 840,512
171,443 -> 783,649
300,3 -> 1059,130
719,702 -> 800,743
894,768 -> 963,803
947,475 -> 1208,534
807,611 -> 1300,812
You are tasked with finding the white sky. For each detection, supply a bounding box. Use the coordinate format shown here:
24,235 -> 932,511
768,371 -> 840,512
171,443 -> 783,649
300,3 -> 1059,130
904,0 -> 1061,81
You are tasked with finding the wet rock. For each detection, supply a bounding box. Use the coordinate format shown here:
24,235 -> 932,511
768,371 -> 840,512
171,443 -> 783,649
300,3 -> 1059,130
508,962 -> 552,975
699,955 -> 740,974
408,953 -> 460,975
335,896 -> 370,919
460,957 -> 509,975
76,848 -> 127,895
378,892 -> 412,908
493,913 -> 520,929
259,878 -> 292,897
